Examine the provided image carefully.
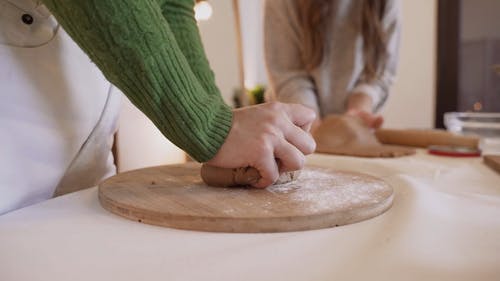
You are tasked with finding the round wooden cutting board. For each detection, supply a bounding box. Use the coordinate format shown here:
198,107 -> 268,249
98,163 -> 394,233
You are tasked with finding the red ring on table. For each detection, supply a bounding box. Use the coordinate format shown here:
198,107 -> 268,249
428,145 -> 481,157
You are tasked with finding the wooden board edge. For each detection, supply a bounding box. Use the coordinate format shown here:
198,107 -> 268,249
97,185 -> 394,233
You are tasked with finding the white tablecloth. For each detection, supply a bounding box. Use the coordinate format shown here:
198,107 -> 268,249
1,151 -> 499,281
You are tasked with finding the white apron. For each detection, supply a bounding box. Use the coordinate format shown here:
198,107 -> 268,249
0,0 -> 121,214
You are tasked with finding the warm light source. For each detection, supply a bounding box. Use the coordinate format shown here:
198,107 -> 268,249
194,1 -> 213,22
473,102 -> 483,111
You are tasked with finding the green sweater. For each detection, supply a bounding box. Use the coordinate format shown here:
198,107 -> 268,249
42,0 -> 233,162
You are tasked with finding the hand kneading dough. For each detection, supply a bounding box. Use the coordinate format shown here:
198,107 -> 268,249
200,164 -> 300,187
313,115 -> 416,158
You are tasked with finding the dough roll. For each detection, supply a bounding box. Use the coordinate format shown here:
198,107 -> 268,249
200,164 -> 300,187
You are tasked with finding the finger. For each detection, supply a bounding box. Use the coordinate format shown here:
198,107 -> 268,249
364,114 -> 383,129
310,118 -> 321,135
274,139 -> 305,173
345,109 -> 359,116
354,110 -> 371,122
373,115 -> 384,129
282,103 -> 317,131
302,120 -> 313,132
282,122 -> 316,155
252,154 -> 280,189
353,111 -> 381,129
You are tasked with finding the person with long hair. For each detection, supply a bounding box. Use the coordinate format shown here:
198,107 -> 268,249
264,0 -> 400,129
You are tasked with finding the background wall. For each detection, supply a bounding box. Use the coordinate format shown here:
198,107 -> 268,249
461,0 -> 500,41
198,0 -> 240,104
458,0 -> 500,112
238,0 -> 266,88
116,96 -> 186,172
381,0 -> 438,128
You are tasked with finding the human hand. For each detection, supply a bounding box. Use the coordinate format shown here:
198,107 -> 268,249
345,109 -> 384,129
345,92 -> 383,129
206,102 -> 316,188
310,118 -> 322,135
313,115 -> 415,158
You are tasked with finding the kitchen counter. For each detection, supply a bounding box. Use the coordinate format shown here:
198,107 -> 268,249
1,151 -> 499,281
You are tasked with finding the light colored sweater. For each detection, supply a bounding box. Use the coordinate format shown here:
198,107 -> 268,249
264,0 -> 401,116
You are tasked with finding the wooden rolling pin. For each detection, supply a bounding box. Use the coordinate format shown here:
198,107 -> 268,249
375,129 -> 479,148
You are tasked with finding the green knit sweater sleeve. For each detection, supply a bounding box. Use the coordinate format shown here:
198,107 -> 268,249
42,0 -> 233,162
158,0 -> 223,100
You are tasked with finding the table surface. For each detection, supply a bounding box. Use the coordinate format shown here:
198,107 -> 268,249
1,151 -> 499,281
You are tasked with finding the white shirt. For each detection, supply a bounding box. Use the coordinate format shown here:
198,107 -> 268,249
0,0 -> 120,214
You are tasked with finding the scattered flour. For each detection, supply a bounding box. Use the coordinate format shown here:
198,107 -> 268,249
265,167 -> 389,213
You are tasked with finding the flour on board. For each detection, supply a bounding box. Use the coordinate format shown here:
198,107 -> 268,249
265,167 -> 389,213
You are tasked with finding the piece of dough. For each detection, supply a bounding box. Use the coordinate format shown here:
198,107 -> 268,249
200,164 -> 300,187
313,115 -> 416,158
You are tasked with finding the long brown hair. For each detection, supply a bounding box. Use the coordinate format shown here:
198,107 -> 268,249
298,0 -> 388,81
